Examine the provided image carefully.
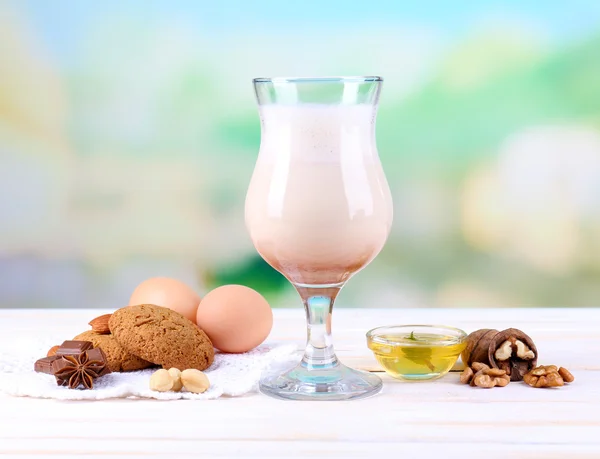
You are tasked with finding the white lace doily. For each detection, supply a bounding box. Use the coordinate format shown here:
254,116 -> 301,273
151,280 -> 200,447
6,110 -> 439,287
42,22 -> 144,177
0,334 -> 299,400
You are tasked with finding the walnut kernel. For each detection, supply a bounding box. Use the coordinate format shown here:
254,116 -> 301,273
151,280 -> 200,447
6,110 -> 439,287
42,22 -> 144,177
515,340 -> 535,360
524,365 -> 574,388
460,366 -> 474,384
494,340 -> 512,360
473,373 -> 495,388
460,363 -> 510,388
486,368 -> 507,377
558,367 -> 575,383
471,362 -> 490,372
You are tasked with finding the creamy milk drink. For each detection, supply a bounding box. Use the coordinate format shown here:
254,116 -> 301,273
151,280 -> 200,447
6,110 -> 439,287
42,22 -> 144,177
245,104 -> 393,286
248,76 -> 390,401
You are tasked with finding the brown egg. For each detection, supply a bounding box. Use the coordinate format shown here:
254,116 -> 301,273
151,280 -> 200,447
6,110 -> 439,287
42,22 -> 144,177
129,277 -> 201,323
196,285 -> 273,353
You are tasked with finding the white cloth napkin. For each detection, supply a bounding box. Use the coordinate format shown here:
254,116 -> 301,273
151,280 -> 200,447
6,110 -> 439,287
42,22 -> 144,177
0,336 -> 299,400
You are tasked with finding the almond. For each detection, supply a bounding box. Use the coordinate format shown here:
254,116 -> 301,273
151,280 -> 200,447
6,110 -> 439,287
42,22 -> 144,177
89,314 -> 112,334
47,345 -> 60,357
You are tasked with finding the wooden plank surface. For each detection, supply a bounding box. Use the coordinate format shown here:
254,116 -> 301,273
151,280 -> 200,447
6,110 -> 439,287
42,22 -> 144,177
0,308 -> 599,458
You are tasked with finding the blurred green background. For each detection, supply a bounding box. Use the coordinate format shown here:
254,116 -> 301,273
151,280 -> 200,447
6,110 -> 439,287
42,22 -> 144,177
2,0 -> 600,308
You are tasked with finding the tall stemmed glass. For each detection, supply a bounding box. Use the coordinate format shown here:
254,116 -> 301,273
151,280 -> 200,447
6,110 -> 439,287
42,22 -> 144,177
245,76 -> 393,400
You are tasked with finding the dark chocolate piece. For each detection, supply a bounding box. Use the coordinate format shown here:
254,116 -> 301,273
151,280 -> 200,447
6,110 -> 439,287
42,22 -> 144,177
85,347 -> 112,376
52,357 -> 73,381
56,340 -> 93,357
34,356 -> 60,374
52,347 -> 111,389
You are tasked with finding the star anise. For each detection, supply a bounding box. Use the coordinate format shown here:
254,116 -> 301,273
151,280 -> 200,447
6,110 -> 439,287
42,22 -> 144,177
52,350 -> 107,390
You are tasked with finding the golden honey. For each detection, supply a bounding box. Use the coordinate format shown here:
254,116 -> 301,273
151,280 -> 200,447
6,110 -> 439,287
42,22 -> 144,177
367,326 -> 467,381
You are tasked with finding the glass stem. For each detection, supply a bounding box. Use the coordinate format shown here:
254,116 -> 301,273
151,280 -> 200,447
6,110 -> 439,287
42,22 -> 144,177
294,285 -> 342,370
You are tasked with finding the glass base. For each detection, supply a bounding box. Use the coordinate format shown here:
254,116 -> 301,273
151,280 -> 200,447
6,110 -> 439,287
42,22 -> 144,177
259,362 -> 383,401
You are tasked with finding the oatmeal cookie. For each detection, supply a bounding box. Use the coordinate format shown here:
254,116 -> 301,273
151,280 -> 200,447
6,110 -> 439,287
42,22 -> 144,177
109,304 -> 214,371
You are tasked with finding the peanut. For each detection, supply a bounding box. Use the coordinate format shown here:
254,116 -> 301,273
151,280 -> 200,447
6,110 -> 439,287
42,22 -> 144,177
181,369 -> 210,394
168,368 -> 183,392
149,369 -> 174,392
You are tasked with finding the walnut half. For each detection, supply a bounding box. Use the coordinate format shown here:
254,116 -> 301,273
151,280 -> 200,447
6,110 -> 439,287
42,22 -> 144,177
489,328 -> 538,381
524,365 -> 575,388
461,328 -> 538,382
460,363 -> 511,388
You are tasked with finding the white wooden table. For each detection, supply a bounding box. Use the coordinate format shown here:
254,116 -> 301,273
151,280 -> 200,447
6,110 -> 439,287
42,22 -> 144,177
0,308 -> 599,458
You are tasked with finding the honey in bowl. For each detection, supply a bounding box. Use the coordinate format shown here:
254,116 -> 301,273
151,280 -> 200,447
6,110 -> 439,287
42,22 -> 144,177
366,325 -> 467,381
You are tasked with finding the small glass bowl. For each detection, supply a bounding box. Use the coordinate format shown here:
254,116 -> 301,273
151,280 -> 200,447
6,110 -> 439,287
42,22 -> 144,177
366,325 -> 467,381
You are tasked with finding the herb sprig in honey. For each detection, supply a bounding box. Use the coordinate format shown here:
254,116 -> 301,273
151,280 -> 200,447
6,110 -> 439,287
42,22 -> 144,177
403,331 -> 435,372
